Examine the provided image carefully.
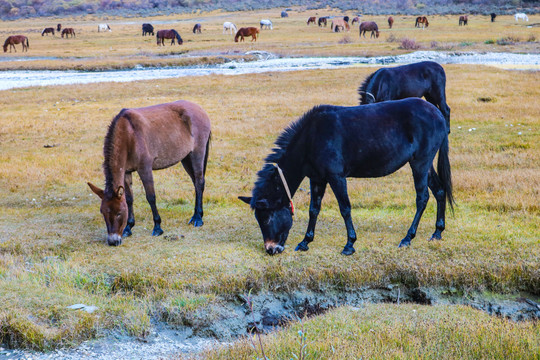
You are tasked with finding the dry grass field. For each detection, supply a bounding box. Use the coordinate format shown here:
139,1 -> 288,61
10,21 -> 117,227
0,9 -> 539,70
0,7 -> 539,357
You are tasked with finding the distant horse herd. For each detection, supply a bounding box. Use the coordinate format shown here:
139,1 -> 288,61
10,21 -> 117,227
3,12 -> 531,52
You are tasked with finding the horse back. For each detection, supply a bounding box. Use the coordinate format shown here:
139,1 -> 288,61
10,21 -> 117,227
304,99 -> 446,178
120,101 -> 210,170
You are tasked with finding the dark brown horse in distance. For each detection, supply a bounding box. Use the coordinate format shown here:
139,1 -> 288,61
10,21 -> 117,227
57,24 -> 62,32
388,16 -> 394,29
307,16 -> 316,25
415,16 -> 429,29
42,27 -> 55,36
62,28 -> 75,38
318,17 -> 328,27
88,100 -> 212,246
156,29 -> 183,46
491,13 -> 497,22
459,15 -> 468,26
235,27 -> 259,42
3,35 -> 29,52
351,17 -> 360,25
193,23 -> 202,34
359,22 -> 379,38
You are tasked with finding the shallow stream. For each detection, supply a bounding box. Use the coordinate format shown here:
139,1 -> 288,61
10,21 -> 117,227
1,51 -> 539,91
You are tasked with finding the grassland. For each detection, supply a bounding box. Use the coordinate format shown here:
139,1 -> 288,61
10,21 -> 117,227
0,7 -> 539,356
0,10 -> 539,70
191,304 -> 540,359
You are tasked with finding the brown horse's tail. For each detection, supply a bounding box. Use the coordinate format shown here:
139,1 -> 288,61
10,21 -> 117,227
203,132 -> 211,176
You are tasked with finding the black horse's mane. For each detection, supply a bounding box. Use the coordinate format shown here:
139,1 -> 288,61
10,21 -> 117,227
102,109 -> 131,197
172,29 -> 182,41
358,71 -> 376,104
251,106 -> 327,207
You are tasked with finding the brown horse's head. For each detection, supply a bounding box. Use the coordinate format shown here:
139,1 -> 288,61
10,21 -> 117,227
88,182 -> 128,246
376,30 -> 380,38
3,44 -> 7,52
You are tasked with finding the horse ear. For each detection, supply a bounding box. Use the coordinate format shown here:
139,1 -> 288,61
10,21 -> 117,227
88,182 -> 104,199
238,196 -> 252,205
254,199 -> 270,209
116,186 -> 124,199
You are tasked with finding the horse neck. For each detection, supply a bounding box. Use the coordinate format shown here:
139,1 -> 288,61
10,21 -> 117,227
274,136 -> 308,199
104,120 -> 130,196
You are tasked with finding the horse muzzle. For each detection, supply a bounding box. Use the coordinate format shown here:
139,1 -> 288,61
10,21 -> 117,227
265,241 -> 284,255
107,233 -> 123,246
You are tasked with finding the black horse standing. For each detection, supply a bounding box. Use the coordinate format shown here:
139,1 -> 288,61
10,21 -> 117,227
358,61 -> 451,132
142,23 -> 154,36
240,98 -> 454,255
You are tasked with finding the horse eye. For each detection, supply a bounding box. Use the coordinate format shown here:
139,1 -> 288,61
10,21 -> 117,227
116,213 -> 121,218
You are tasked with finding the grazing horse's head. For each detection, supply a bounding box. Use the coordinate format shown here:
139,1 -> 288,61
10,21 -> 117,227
88,182 -> 128,246
3,43 -> 7,52
239,166 -> 294,255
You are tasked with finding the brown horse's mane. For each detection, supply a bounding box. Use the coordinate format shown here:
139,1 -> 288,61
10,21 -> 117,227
102,109 -> 132,197
358,71 -> 376,104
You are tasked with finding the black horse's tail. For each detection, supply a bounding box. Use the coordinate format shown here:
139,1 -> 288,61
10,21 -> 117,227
437,136 -> 455,212
203,132 -> 211,176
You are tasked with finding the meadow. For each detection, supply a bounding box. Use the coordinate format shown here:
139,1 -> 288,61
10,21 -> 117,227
0,8 -> 539,358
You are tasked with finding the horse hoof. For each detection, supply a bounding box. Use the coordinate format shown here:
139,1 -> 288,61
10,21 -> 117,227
398,240 -> 411,248
152,228 -> 164,236
341,246 -> 355,256
295,242 -> 309,251
188,217 -> 203,227
429,233 -> 442,241
122,228 -> 132,238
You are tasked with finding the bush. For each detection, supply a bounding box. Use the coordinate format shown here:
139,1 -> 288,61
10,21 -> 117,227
387,34 -> 400,43
399,38 -> 421,50
484,39 -> 495,44
527,34 -> 536,42
338,36 -> 353,44
496,36 -> 520,46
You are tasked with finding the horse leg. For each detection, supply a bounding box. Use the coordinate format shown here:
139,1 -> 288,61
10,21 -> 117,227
427,166 -> 446,241
181,152 -> 206,227
296,179 -> 327,252
328,176 -> 357,255
398,163 -> 430,247
122,172 -> 136,237
137,164 -> 164,236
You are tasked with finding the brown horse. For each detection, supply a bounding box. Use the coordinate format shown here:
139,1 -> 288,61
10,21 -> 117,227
234,27 -> 259,42
359,21 -> 379,38
61,28 -> 75,38
57,24 -> 62,32
88,100 -> 212,246
459,15 -> 468,26
3,35 -> 29,53
351,17 -> 360,25
193,23 -> 202,34
388,16 -> 394,29
42,27 -> 55,36
307,16 -> 316,25
415,16 -> 429,29
156,29 -> 183,46
318,17 -> 327,27
332,18 -> 350,32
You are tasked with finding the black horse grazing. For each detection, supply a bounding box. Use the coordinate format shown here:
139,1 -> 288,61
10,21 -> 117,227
142,23 -> 154,36
193,23 -> 202,34
358,61 -> 451,132
491,13 -> 497,22
239,98 -> 454,255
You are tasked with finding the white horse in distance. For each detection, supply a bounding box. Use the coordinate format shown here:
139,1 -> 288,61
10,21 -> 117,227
98,24 -> 111,32
515,13 -> 529,22
260,19 -> 273,30
223,22 -> 237,35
